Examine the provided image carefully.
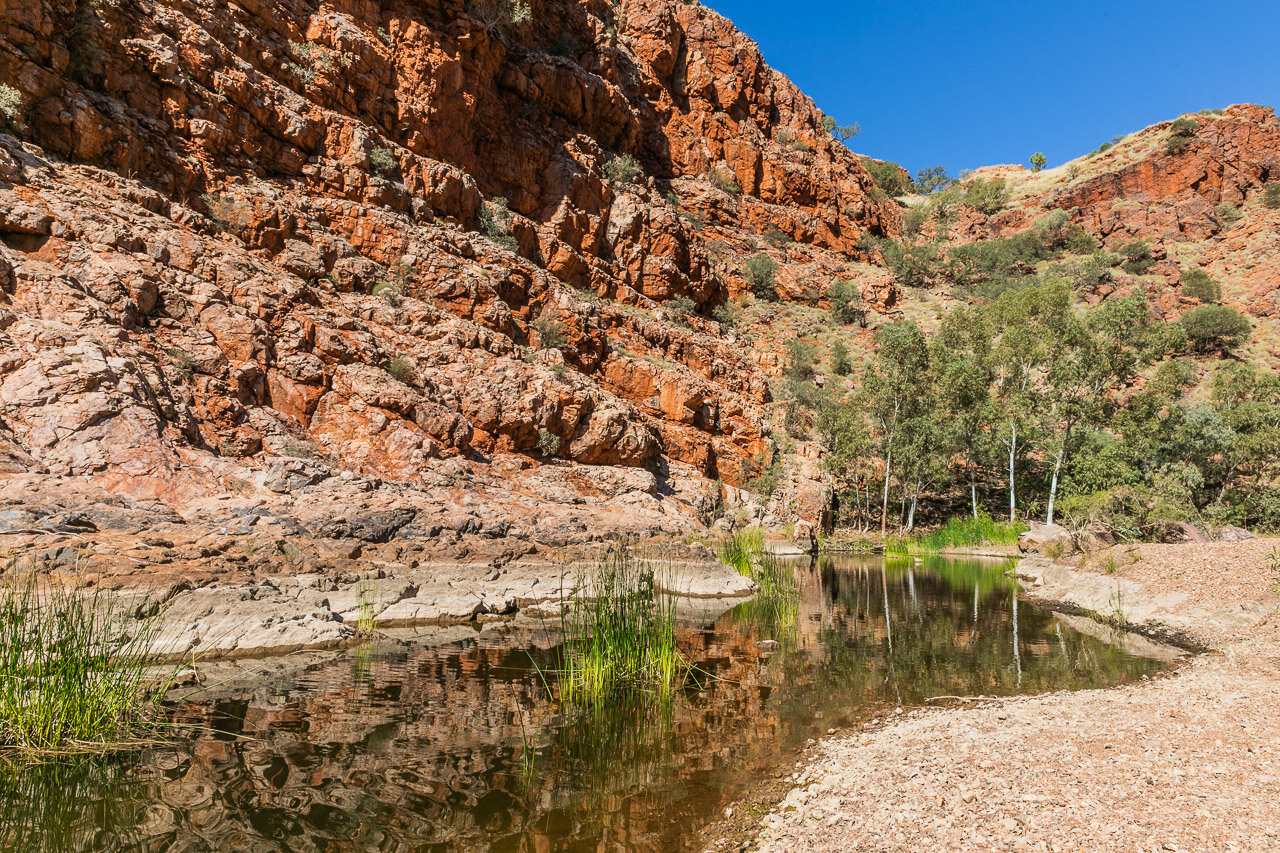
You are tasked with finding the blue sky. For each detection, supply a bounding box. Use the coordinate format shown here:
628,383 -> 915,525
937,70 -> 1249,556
704,0 -> 1280,177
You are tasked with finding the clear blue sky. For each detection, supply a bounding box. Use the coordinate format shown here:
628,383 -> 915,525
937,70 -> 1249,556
705,0 -> 1280,177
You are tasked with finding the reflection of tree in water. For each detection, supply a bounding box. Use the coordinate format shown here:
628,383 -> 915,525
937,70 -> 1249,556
0,557 -> 1170,852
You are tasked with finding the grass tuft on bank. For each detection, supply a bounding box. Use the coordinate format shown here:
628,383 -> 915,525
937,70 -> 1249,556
885,514 -> 1027,555
556,547 -> 690,705
0,562 -> 181,755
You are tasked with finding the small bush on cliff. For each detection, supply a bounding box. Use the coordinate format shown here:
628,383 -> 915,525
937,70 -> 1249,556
385,356 -> 415,384
532,310 -> 567,349
828,279 -> 867,326
1181,304 -> 1252,355
201,193 -> 254,237
743,254 -> 779,300
785,339 -> 817,381
1179,268 -> 1222,303
709,168 -> 741,195
1165,117 -> 1199,154
0,85 -> 21,124
1263,184 -> 1280,210
1029,152 -> 1047,172
860,158 -> 912,198
829,340 -> 851,376
536,429 -> 561,458
603,154 -> 643,185
712,301 -> 741,328
1215,202 -> 1243,225
1119,240 -> 1156,275
479,196 -> 520,252
369,147 -> 396,176
822,116 -> 861,142
882,239 -> 943,289
963,178 -> 1009,215
667,294 -> 697,323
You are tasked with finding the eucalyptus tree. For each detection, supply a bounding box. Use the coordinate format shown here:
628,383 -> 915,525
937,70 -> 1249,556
932,306 -> 995,518
985,284 -> 1060,521
862,321 -> 931,533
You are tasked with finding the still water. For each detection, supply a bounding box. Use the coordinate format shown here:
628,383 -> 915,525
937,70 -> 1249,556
0,555 -> 1176,851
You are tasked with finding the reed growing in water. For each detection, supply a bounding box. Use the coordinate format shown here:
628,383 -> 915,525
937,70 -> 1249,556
557,547 -> 690,704
0,562 -> 180,754
718,528 -> 800,637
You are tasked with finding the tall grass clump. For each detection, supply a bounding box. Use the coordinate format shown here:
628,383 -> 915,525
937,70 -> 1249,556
557,547 -> 690,704
718,528 -> 800,637
718,526 -> 765,576
0,564 -> 180,754
885,514 -> 1028,555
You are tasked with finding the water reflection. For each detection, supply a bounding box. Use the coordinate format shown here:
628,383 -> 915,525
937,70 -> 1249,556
0,556 -> 1175,851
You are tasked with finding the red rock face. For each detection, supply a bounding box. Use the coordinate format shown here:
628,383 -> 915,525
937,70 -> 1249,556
1053,107 -> 1280,239
0,0 -> 899,528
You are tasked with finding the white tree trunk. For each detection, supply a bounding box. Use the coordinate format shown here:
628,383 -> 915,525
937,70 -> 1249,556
1006,421 -> 1017,522
1046,444 -> 1065,526
880,449 -> 892,535
970,456 -> 979,519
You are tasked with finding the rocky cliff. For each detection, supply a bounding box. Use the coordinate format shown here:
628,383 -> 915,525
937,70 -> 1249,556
0,0 -> 898,565
948,104 -> 1280,334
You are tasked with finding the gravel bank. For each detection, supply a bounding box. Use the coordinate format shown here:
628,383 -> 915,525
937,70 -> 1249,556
743,539 -> 1280,852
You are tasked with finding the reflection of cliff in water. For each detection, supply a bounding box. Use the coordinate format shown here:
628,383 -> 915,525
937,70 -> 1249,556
0,556 -> 1176,852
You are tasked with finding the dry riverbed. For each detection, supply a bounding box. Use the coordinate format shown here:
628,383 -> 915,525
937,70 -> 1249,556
715,538 -> 1280,852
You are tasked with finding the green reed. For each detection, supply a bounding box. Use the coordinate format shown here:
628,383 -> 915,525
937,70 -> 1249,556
0,563 -> 182,754
885,514 -> 1028,555
718,526 -> 765,576
557,547 -> 690,705
719,530 -> 800,638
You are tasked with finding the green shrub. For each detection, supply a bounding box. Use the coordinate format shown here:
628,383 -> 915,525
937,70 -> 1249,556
712,301 -> 741,328
1165,118 -> 1199,155
667,293 -> 697,320
709,168 -> 741,195
478,196 -> 520,252
963,177 -> 1009,214
385,356 -> 415,383
0,84 -> 21,123
903,205 -> 930,237
536,428 -> 561,457
369,147 -> 396,176
532,310 -> 567,349
1119,240 -> 1156,275
861,158 -> 912,197
665,190 -> 680,208
1179,268 -> 1221,302
785,339 -> 816,381
1263,184 -> 1280,210
822,117 -> 861,142
1215,202 -> 1243,225
1181,304 -> 1252,354
829,340 -> 851,376
743,254 -> 779,300
828,279 -> 866,325
1029,152 -> 1047,172
882,240 -> 943,289
603,154 -> 643,185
